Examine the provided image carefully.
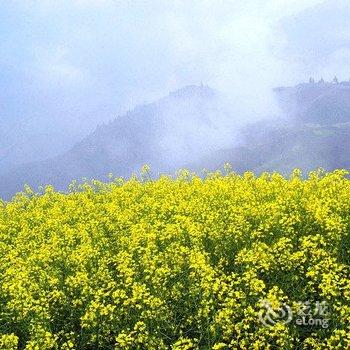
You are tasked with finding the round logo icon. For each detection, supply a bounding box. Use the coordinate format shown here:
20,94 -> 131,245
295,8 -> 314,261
258,299 -> 293,327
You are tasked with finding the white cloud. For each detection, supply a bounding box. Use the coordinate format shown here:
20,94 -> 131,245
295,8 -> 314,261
263,0 -> 327,19
1,0 -> 347,129
33,46 -> 87,86
73,0 -> 114,7
320,48 -> 350,80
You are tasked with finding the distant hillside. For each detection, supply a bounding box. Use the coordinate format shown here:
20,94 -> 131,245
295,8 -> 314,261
189,122 -> 350,175
3,80 -> 350,200
0,114 -> 90,176
274,79 -> 350,124
188,80 -> 350,175
0,85 -> 239,199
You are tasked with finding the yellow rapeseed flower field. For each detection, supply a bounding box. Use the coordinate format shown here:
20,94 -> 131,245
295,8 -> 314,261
0,168 -> 350,349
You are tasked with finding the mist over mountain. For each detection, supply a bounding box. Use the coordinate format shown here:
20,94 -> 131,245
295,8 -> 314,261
3,0 -> 350,200
0,84 -> 241,199
2,78 -> 350,200
0,120 -> 79,175
190,78 -> 350,175
274,78 -> 350,124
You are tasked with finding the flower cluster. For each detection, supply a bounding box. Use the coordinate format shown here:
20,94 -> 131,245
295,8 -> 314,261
0,168 -> 349,349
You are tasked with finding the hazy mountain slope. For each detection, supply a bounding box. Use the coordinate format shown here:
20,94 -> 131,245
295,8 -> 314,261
254,124 -> 350,174
0,117 -> 85,176
189,123 -> 350,176
190,81 -> 350,175
3,81 -> 350,200
274,81 -> 350,124
0,85 -> 239,199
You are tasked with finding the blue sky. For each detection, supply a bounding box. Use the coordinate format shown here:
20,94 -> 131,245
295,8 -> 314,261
1,0 -> 350,140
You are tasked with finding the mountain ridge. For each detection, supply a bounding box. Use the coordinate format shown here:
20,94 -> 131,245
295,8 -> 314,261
0,84 -> 238,199
2,80 -> 350,200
